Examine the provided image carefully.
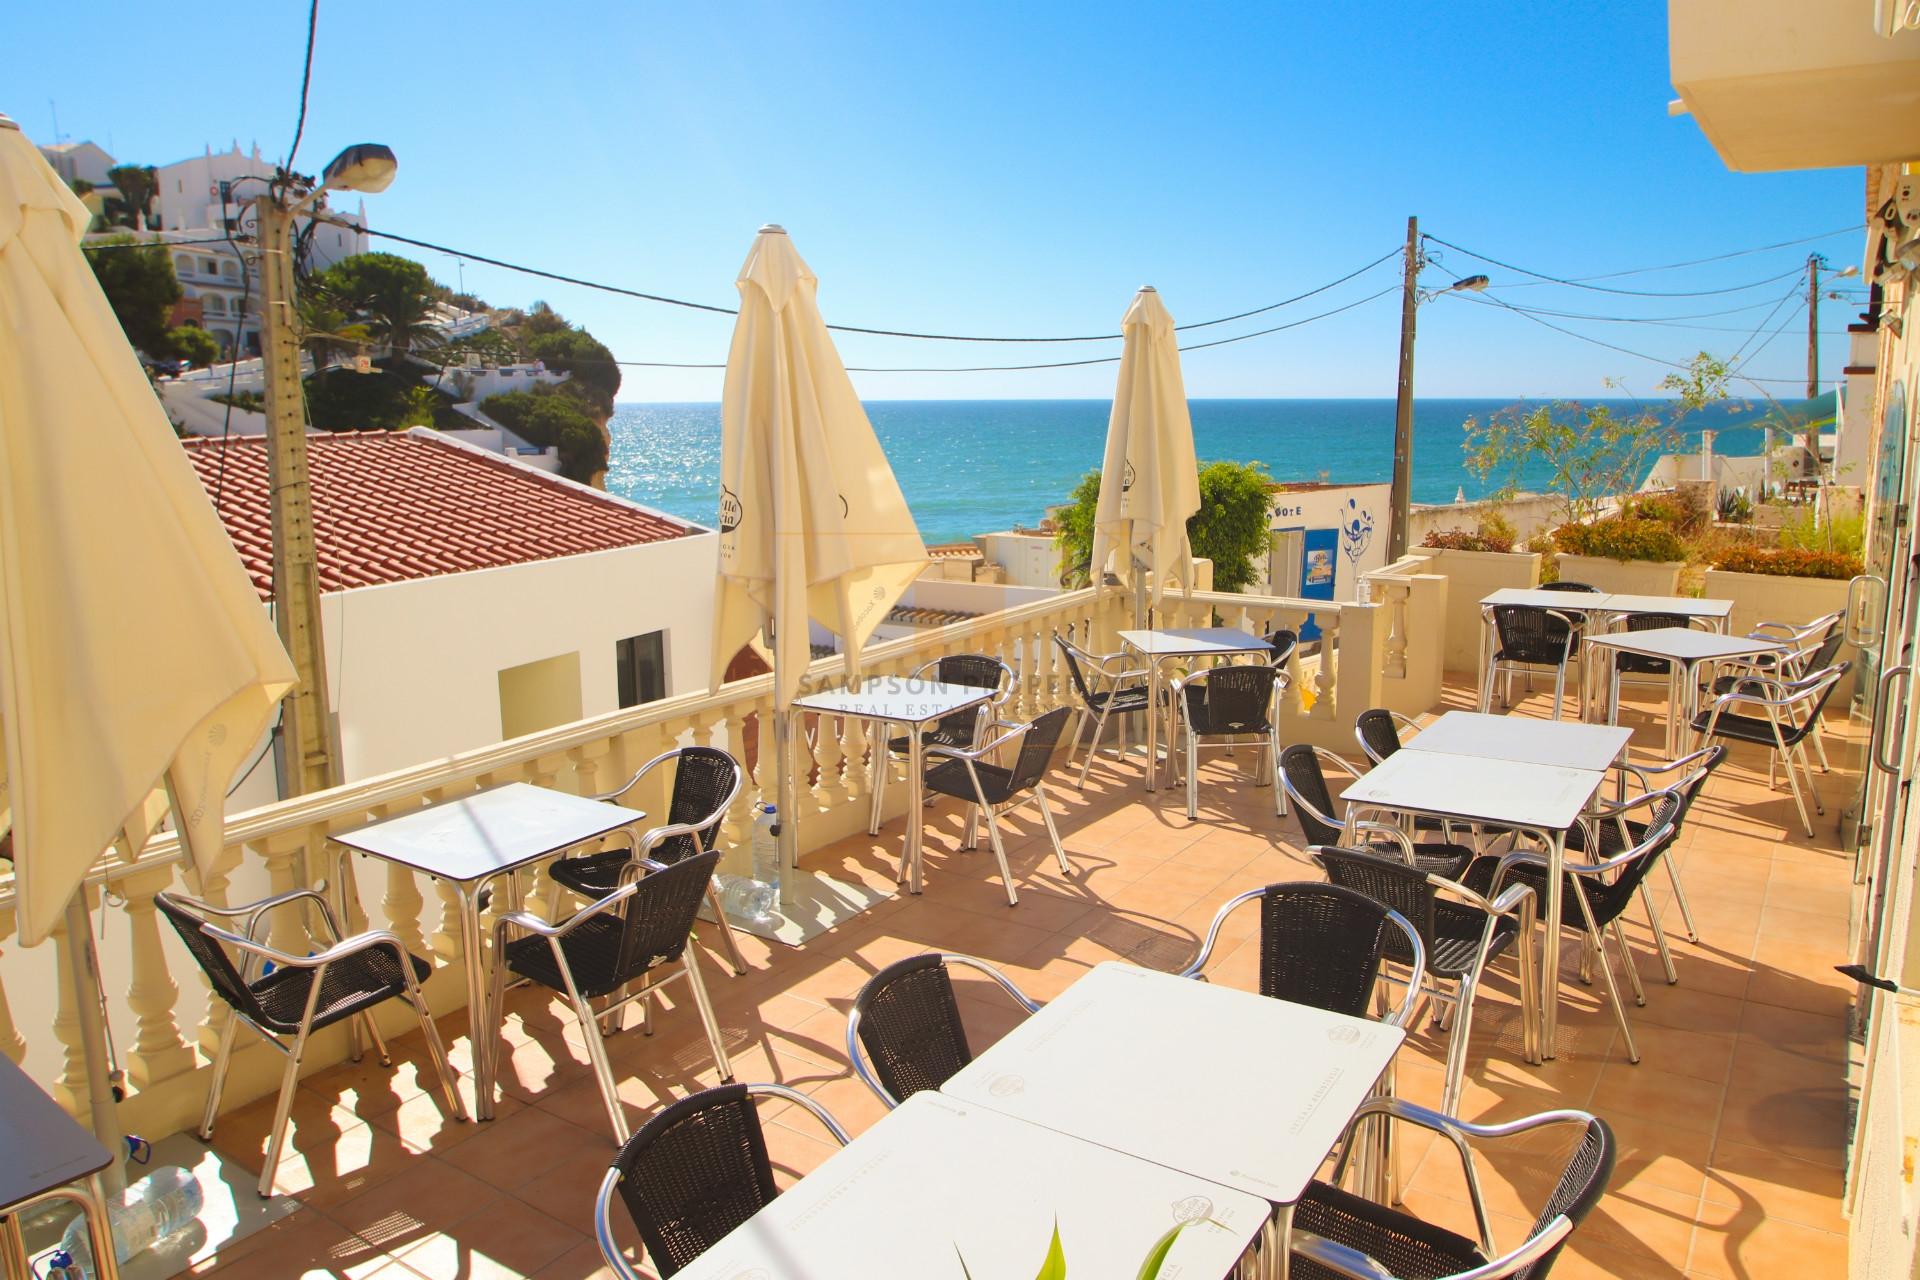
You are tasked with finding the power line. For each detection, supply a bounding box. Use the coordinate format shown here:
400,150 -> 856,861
1728,284 -> 1802,364
338,220 -> 1398,344
85,236 -> 240,251
1424,235 -> 1807,298
1541,225 -> 1863,282
588,285 -> 1397,373
285,0 -> 319,170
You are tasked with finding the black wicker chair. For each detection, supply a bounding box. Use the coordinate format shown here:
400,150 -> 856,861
868,653 -> 1015,834
1479,605 -> 1582,720
1353,707 -> 1422,765
592,1082 -> 850,1278
1565,745 -> 1727,965
1264,627 -> 1301,669
1691,660 -> 1850,837
1462,796 -> 1684,1064
1278,744 -> 1475,879
1182,882 -> 1425,1027
489,850 -> 730,1143
549,746 -> 748,976
1292,1101 -> 1614,1280
1168,663 -> 1287,820
1537,581 -> 1600,594
1055,632 -> 1153,787
1313,846 -> 1538,1111
846,952 -> 1042,1108
158,889 -> 465,1197
1710,620 -> 1844,772
923,705 -> 1075,905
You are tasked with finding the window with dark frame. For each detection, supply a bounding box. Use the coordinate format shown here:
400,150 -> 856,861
616,631 -> 667,708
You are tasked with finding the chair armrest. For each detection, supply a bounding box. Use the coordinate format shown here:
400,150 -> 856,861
1288,1232 -> 1397,1280
926,722 -> 1030,762
199,921 -> 411,973
634,822 -> 706,857
586,749 -> 675,805
183,887 -> 347,946
1180,887 -> 1265,979
495,881 -> 640,942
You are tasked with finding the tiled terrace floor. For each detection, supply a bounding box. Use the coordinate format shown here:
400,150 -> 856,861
184,678 -> 1862,1279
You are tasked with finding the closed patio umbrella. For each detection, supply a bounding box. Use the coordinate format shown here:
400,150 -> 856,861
713,225 -> 927,904
1089,286 -> 1200,625
0,117 -> 295,1159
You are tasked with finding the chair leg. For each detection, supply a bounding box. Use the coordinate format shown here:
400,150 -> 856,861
868,742 -> 888,836
1640,885 -> 1679,984
1795,740 -> 1825,815
1034,782 -> 1072,877
1068,707 -> 1089,763
983,808 -> 1018,907
1610,917 -> 1647,1006
703,879 -> 751,976
1185,728 -> 1199,821
1574,886 -> 1638,1064
1777,742 -> 1815,837
681,946 -> 732,1085
1077,707 -> 1113,788
1270,728 -> 1287,817
1479,656 -> 1496,713
358,1009 -> 392,1067
408,986 -> 468,1122
1441,965 -> 1488,1116
1811,716 -> 1832,771
197,1012 -> 240,1140
1663,851 -> 1702,943
567,986 -> 629,1145
1551,664 -> 1567,722
255,1027 -> 311,1198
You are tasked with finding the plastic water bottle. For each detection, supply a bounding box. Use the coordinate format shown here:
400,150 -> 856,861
751,803 -> 782,899
714,872 -> 776,924
56,1166 -> 204,1278
42,1251 -> 83,1280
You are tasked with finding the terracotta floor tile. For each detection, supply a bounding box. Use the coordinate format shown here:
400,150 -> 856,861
384,1198 -> 587,1280
328,1157 -> 506,1251
1686,1212 -> 1847,1279
1702,1140 -> 1849,1234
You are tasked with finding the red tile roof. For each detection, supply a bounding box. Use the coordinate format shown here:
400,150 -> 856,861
182,429 -> 698,601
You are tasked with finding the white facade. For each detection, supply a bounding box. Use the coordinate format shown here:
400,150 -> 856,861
37,139 -> 114,187
1259,482 -> 1390,604
974,530 -> 1065,588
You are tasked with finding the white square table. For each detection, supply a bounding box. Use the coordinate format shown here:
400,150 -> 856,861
1584,627 -> 1785,756
944,962 -> 1402,1276
1404,710 -> 1632,772
331,781 -> 646,1119
1340,751 -> 1609,1061
790,677 -> 997,894
668,1090 -> 1269,1280
1117,627 -> 1273,791
1476,590 -> 1619,713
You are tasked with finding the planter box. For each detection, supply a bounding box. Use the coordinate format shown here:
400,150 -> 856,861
1703,569 -> 1857,686
1554,553 -> 1683,596
1408,547 -> 1541,672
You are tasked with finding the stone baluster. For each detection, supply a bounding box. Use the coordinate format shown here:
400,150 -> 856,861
1383,584 -> 1410,680
841,707 -> 872,813
0,902 -> 27,1064
382,855 -> 428,961
120,864 -> 197,1088
1315,615 -> 1340,720
193,842 -> 244,1054
47,894 -> 91,1117
257,831 -> 312,959
815,708 -> 851,810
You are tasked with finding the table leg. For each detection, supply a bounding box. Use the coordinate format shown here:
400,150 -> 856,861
905,734 -> 926,894
1144,660 -> 1161,792
1542,827 -> 1566,1060
457,883 -> 495,1121
1270,1201 -> 1293,1280
330,846 -> 366,1064
0,1214 -> 30,1280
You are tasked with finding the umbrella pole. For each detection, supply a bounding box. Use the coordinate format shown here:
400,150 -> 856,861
62,891 -> 126,1193
773,707 -> 798,911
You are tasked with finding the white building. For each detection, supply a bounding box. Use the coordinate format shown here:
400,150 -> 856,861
1257,481 -> 1390,605
36,139 -> 114,188
181,427 -> 715,801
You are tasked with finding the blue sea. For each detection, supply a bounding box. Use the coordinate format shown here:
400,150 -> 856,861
606,399 -> 1782,544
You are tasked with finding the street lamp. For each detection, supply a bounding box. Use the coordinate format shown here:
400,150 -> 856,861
257,142 -> 397,800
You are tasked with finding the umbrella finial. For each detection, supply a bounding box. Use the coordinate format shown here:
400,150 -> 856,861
759,224 -> 788,236
1139,284 -> 1156,292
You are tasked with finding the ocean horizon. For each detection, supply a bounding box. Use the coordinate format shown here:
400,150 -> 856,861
606,397 -> 1787,543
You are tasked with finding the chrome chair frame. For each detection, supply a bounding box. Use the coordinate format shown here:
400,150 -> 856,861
1585,745 -> 1724,951
1279,744 -> 1433,867
1300,1099 -> 1610,1280
583,747 -> 749,977
1055,632 -> 1152,787
1354,709 -> 1423,766
1168,663 -> 1289,820
487,858 -> 731,1144
924,713 -> 1074,906
592,1082 -> 850,1280
1693,662 -> 1849,837
1311,846 -> 1540,1112
868,654 -> 1016,833
1599,611 -> 1714,724
161,888 -> 466,1197
845,952 -> 1043,1109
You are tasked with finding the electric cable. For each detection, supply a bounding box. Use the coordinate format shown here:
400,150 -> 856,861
1424,235 -> 1807,298
285,0 -> 319,170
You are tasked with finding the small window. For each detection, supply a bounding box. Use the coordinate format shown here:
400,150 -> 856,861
616,631 -> 667,708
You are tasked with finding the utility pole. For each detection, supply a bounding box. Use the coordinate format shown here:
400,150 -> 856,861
256,192 -> 340,798
1388,215 -> 1420,563
1806,253 -> 1820,402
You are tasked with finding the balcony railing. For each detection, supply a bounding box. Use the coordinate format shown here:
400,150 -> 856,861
0,580 -> 1430,1145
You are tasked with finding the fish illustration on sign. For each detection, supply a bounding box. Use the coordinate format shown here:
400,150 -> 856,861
1340,498 -> 1374,563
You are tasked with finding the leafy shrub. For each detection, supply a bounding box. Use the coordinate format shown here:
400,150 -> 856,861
1777,507 -> 1865,559
1419,509 -> 1517,553
481,385 -> 608,483
1623,487 -> 1710,534
1715,489 -> 1754,523
1551,516 -> 1687,564
1710,545 -> 1862,580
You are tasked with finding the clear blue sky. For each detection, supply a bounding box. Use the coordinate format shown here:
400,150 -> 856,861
6,1 -> 1866,401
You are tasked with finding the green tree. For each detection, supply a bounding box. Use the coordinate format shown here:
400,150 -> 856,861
1051,459 -> 1275,593
527,327 -> 621,411
166,324 -> 220,367
104,164 -> 157,228
83,235 -> 181,356
295,278 -> 371,366
313,252 -> 442,354
481,386 -> 608,483
1462,353 -> 1733,523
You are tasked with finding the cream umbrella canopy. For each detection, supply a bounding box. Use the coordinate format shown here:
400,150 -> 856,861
1089,286 -> 1201,622
713,225 -> 927,897
0,117 -> 295,1147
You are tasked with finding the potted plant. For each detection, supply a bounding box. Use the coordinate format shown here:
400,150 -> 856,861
1704,541 -> 1863,649
1550,515 -> 1689,594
